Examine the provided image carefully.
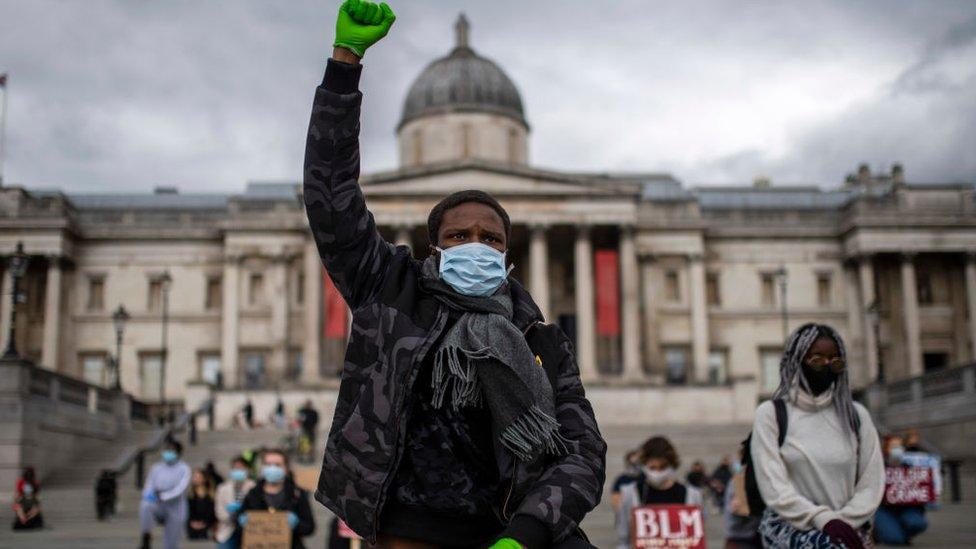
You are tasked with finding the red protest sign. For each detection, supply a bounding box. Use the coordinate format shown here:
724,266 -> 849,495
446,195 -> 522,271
337,519 -> 361,540
884,466 -> 935,506
631,504 -> 706,548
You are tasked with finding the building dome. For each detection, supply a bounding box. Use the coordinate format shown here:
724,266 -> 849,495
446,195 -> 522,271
398,15 -> 527,131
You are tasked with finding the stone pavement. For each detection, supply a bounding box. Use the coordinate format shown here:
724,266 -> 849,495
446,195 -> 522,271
0,424 -> 973,548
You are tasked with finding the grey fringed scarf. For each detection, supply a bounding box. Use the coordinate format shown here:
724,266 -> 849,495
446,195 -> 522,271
419,257 -> 569,462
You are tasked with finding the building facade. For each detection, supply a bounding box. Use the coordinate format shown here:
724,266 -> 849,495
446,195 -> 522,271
2,17 -> 975,422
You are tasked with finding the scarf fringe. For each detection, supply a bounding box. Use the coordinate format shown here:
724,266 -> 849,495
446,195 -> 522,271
431,344 -> 491,410
500,405 -> 572,462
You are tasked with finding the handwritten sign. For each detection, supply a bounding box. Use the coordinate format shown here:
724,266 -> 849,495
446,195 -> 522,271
631,504 -> 706,548
884,466 -> 935,506
243,510 -> 291,549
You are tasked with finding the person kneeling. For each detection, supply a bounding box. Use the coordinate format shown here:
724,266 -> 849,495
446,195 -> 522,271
237,449 -> 315,549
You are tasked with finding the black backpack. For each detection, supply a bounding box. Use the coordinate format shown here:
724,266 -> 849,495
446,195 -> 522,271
741,399 -> 788,518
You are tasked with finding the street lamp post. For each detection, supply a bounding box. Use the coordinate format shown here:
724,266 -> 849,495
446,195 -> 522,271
774,266 -> 789,341
159,271 -> 172,407
2,242 -> 29,360
112,304 -> 130,390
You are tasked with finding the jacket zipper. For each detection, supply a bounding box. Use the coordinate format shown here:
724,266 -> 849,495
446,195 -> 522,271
501,454 -> 519,521
369,309 -> 449,543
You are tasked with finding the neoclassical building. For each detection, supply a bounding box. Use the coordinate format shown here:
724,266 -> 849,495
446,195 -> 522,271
2,17 -> 975,423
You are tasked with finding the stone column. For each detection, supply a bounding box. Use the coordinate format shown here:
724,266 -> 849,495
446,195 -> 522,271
965,253 -> 976,362
270,254 -> 291,377
900,254 -> 923,376
858,256 -> 879,383
0,268 -> 11,352
619,228 -> 643,381
41,257 -> 63,370
688,254 -> 710,383
844,264 -> 866,386
640,258 -> 662,379
529,225 -> 550,321
302,240 -> 322,384
220,256 -> 241,387
574,226 -> 597,382
395,226 -> 412,249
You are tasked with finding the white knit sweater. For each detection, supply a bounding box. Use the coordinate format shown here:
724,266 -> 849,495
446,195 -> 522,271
750,387 -> 884,531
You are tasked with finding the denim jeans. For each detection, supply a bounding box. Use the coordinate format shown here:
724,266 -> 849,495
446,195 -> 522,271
874,505 -> 927,545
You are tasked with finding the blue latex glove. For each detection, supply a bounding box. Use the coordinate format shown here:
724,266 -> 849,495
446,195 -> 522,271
143,492 -> 158,503
226,501 -> 242,514
237,512 -> 248,527
287,511 -> 299,529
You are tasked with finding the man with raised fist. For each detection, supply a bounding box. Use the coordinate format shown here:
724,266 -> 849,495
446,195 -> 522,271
304,2 -> 606,548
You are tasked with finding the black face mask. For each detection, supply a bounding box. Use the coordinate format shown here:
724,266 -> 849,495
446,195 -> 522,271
801,363 -> 838,395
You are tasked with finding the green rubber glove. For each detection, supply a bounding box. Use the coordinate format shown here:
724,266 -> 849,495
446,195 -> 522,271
333,0 -> 396,58
489,538 -> 524,549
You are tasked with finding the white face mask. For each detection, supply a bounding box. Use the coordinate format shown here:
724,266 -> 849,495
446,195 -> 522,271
643,466 -> 675,488
888,446 -> 906,465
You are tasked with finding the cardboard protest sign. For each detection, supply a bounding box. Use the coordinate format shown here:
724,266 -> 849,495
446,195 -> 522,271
242,510 -> 291,549
884,466 -> 935,506
631,504 -> 706,548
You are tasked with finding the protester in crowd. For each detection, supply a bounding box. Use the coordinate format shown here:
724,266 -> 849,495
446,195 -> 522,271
903,429 -> 923,452
95,469 -> 118,521
140,438 -> 191,549
304,2 -> 606,547
11,468 -> 43,530
273,398 -> 287,429
242,399 -> 254,429
186,469 -> 216,540
297,400 -> 319,463
238,448 -> 314,549
874,435 -> 928,545
204,461 -> 224,488
751,323 -> 884,549
616,436 -> 705,548
215,456 -> 255,549
724,448 -> 761,549
611,450 -> 642,512
686,460 -> 708,489
711,455 -> 733,510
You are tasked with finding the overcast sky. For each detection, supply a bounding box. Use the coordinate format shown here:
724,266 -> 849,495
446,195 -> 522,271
1,0 -> 975,193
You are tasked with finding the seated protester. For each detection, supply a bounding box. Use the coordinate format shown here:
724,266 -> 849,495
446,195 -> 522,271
686,460 -> 708,489
238,448 -> 315,549
751,324 -> 884,549
616,436 -> 704,549
611,450 -> 642,512
874,435 -> 928,546
186,469 -> 217,539
723,449 -> 761,549
12,477 -> 43,530
215,455 -> 256,549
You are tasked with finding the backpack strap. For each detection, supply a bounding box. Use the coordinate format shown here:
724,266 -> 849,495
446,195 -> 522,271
773,398 -> 788,447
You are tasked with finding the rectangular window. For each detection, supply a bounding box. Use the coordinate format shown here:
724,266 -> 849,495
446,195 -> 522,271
87,276 -> 105,311
923,352 -> 948,373
706,273 -> 721,306
287,349 -> 303,381
817,273 -> 832,306
665,270 -> 680,302
663,346 -> 689,385
199,353 -> 221,386
248,273 -> 265,306
708,348 -> 728,385
80,353 -> 107,386
205,276 -> 222,310
760,348 -> 781,394
148,279 -> 163,311
761,273 -> 776,307
242,350 -> 267,389
139,353 -> 163,401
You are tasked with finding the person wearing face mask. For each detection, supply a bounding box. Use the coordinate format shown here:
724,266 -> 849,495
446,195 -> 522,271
139,438 -> 191,549
302,2 -> 606,547
611,450 -> 642,512
11,467 -> 44,530
873,435 -> 928,545
238,449 -> 315,549
724,448 -> 761,549
215,455 -> 256,549
615,436 -> 705,549
750,324 -> 884,549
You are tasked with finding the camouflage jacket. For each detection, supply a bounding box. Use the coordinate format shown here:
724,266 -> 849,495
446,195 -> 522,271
303,61 -> 607,545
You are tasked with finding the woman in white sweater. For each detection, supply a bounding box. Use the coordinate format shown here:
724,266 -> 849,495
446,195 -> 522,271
751,323 -> 884,549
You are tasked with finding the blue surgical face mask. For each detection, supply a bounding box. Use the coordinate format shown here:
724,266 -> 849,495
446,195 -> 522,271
436,243 -> 508,297
162,450 -> 179,464
262,464 -> 286,484
230,469 -> 248,483
22,484 -> 34,496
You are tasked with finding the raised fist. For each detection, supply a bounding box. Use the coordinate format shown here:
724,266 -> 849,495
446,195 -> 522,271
334,0 -> 396,58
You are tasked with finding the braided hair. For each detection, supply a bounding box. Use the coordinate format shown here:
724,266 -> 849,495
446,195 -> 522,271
772,323 -> 860,436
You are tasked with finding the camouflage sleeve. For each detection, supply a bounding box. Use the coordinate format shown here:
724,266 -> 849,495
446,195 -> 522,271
303,60 -> 396,309
512,333 -> 608,542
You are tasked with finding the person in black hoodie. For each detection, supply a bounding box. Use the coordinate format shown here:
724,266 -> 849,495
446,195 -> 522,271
238,448 -> 314,549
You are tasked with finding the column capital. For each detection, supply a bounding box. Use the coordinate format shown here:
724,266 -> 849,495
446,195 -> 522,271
900,252 -> 919,263
686,253 -> 705,263
223,253 -> 245,265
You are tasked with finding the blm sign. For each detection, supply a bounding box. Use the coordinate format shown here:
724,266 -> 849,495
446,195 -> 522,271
631,504 -> 706,548
884,466 -> 935,506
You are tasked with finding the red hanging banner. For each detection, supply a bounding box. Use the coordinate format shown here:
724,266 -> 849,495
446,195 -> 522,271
323,270 -> 348,339
595,249 -> 621,336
